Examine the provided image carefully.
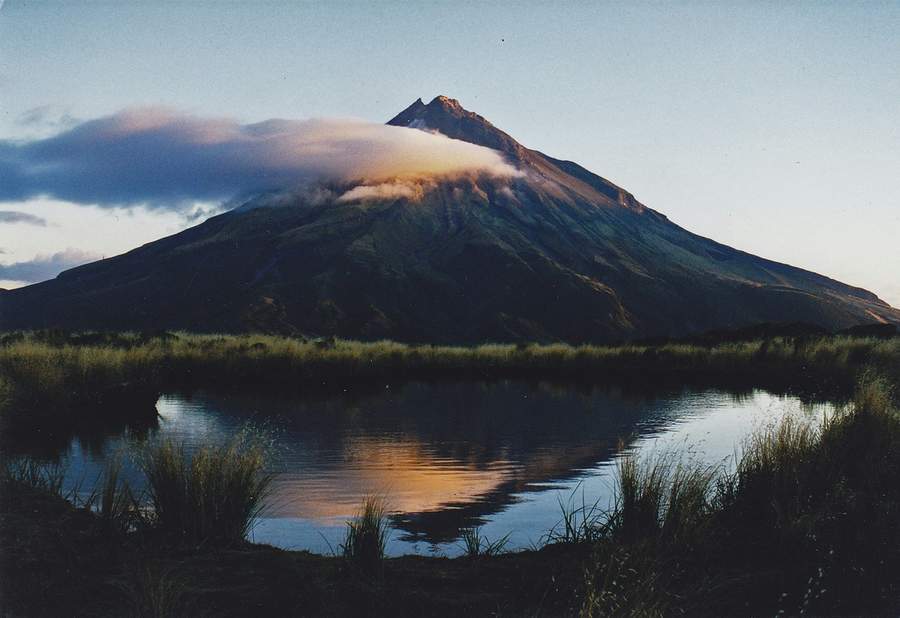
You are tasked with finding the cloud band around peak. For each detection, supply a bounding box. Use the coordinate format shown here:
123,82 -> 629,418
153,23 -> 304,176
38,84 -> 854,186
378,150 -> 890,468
0,109 -> 520,212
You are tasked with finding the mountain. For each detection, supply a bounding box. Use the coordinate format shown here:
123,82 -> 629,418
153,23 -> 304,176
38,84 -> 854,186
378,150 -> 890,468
1,96 -> 897,342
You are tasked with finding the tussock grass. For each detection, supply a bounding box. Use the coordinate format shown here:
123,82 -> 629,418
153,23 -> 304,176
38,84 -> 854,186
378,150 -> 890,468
1,331 -> 898,428
341,496 -> 389,570
3,432 -> 273,547
141,430 -> 273,546
580,374 -> 900,616
616,454 -> 716,546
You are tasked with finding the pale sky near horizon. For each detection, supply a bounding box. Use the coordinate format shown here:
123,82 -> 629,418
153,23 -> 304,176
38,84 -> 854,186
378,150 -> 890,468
1,1 -> 898,305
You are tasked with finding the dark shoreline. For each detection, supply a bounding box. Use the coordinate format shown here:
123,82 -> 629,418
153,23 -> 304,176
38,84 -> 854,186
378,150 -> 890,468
0,479 -> 588,617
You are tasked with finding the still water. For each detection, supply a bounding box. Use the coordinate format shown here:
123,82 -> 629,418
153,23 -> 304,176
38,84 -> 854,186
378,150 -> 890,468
55,380 -> 834,556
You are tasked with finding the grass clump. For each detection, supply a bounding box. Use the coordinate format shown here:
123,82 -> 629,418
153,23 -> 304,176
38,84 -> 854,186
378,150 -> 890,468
341,496 -> 389,570
616,453 -> 716,546
141,430 -> 273,547
459,526 -> 511,557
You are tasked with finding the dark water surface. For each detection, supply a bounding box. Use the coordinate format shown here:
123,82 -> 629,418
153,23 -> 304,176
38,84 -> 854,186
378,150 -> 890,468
51,380 -> 834,556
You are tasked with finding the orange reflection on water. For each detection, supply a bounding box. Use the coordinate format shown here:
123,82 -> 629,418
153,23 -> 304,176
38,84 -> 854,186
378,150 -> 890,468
266,436 -> 520,522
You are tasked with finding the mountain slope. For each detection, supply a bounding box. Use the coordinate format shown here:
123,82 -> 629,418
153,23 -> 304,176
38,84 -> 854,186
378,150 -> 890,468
1,96 -> 896,341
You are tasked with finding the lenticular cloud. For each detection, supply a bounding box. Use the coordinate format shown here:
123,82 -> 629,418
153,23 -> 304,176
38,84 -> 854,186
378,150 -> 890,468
0,108 -> 519,211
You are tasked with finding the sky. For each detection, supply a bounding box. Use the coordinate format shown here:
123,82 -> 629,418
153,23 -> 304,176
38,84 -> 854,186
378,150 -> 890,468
1,1 -> 898,305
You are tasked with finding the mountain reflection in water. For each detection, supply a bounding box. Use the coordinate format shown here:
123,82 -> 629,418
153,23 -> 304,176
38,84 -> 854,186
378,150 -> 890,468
43,380 -> 832,555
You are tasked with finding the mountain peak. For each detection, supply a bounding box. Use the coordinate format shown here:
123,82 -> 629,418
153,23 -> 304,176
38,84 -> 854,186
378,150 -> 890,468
387,96 -> 646,210
388,95 -> 525,159
428,95 -> 463,111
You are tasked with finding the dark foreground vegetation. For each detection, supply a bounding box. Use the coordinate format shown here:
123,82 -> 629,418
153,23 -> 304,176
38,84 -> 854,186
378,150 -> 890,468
1,330 -> 900,615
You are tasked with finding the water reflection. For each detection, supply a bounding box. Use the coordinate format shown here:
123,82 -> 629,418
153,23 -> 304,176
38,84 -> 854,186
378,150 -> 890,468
30,380 -> 834,555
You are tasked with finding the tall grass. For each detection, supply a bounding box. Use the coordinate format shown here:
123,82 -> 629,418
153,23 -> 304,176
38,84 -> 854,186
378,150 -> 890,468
546,487 -> 608,545
341,496 -> 389,570
94,455 -> 141,535
2,458 -> 67,496
141,430 -> 273,546
580,374 -> 900,616
2,332 -> 898,428
615,454 -> 716,546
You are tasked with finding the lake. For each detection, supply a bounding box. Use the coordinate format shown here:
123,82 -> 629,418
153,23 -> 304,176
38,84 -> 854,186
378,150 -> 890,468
50,380 -> 834,556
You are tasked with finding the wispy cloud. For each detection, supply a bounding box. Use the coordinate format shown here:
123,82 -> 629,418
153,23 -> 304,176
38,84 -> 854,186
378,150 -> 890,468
15,105 -> 80,132
0,210 -> 48,226
338,181 -> 423,203
0,108 -> 518,212
0,248 -> 101,284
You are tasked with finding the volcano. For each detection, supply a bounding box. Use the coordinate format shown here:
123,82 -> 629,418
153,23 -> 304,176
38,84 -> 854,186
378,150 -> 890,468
1,96 -> 896,341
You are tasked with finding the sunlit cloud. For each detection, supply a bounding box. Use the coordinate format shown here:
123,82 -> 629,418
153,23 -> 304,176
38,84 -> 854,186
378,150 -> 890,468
338,180 -> 424,203
0,108 -> 519,212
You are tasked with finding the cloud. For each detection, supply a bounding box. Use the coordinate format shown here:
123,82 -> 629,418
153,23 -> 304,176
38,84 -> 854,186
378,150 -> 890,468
0,108 -> 519,212
338,181 -> 423,202
0,248 -> 101,284
16,105 -> 80,132
0,210 -> 48,226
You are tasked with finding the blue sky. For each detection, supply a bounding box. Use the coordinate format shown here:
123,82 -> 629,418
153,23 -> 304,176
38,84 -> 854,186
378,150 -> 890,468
1,1 -> 898,304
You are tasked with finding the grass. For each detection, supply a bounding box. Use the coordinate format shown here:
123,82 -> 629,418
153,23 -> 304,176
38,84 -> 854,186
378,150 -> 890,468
1,431 -> 274,548
341,496 -> 389,570
1,331 -> 899,430
141,430 -> 274,546
116,564 -> 199,618
88,455 -> 141,535
2,458 -> 67,497
459,527 -> 511,558
546,486 -> 608,545
578,373 -> 900,616
2,329 -> 900,614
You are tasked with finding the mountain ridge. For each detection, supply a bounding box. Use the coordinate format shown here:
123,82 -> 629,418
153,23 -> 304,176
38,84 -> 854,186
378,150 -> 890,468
389,96 -> 645,211
1,95 -> 896,341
